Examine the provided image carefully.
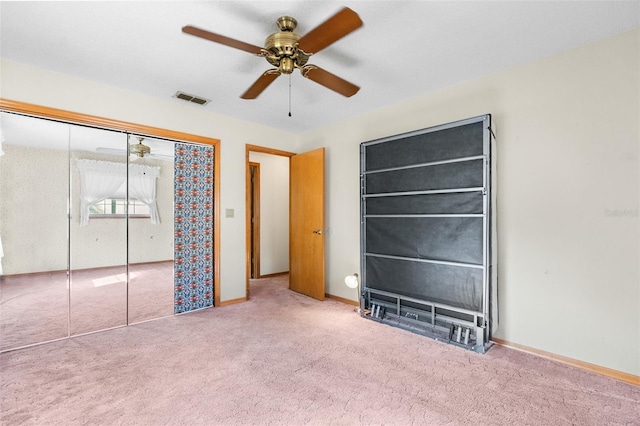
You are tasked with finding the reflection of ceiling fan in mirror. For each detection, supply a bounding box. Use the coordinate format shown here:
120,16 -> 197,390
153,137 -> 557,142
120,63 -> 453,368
96,137 -> 173,161
130,137 -> 151,157
182,7 -> 363,99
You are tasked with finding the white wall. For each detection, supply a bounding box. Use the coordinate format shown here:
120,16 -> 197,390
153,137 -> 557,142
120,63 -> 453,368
2,28 -> 638,375
249,152 -> 289,276
298,29 -> 640,375
0,58 -> 300,301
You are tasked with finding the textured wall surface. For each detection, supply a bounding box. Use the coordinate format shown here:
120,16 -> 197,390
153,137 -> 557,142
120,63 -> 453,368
0,143 -> 69,274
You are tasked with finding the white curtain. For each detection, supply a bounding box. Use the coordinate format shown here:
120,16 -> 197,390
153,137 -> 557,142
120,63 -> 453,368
76,159 -> 161,226
77,160 -> 126,226
129,163 -> 161,224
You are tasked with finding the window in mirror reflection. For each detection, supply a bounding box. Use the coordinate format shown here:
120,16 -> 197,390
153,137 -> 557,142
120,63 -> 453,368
89,198 -> 151,218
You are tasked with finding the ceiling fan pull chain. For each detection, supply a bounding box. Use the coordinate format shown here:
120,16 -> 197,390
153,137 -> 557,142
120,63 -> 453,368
288,74 -> 292,117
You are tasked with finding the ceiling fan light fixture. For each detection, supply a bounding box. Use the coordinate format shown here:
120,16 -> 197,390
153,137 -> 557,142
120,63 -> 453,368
279,57 -> 295,74
130,137 -> 151,158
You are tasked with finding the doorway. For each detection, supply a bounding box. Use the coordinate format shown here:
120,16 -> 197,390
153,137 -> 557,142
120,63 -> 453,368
245,145 -> 326,302
245,145 -> 295,298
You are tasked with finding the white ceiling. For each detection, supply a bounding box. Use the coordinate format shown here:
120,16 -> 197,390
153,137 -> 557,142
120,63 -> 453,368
1,1 -> 639,134
0,110 -> 176,159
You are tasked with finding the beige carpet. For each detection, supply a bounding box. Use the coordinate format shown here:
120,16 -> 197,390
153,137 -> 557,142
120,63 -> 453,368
1,275 -> 638,425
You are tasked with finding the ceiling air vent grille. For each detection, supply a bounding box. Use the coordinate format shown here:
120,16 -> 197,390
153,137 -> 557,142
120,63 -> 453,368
173,91 -> 210,106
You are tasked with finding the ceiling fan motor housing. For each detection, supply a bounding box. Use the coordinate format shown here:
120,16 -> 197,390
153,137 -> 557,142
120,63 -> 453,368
131,138 -> 151,157
265,16 -> 309,74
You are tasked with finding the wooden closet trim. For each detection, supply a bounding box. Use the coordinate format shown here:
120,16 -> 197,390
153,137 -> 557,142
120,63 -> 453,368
0,98 -> 222,307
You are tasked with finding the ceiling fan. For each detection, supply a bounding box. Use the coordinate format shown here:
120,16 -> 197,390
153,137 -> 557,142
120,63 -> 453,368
182,7 -> 363,99
96,137 -> 173,161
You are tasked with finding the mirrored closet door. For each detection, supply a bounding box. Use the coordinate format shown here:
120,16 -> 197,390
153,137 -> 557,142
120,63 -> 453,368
0,111 -> 208,352
126,134 -> 175,324
0,113 -> 71,350
69,125 -> 128,335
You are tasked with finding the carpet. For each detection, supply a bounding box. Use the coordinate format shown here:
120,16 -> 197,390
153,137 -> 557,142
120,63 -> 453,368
0,261 -> 174,351
1,275 -> 638,425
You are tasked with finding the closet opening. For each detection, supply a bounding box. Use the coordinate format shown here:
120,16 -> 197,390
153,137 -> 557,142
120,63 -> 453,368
0,100 -> 220,352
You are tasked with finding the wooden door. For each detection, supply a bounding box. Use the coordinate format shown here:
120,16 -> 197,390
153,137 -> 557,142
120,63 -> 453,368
289,148 -> 325,300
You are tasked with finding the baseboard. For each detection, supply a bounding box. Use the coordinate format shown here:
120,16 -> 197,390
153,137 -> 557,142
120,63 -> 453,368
491,337 -> 639,386
325,293 -> 359,307
257,271 -> 289,279
2,260 -> 174,278
218,297 -> 247,307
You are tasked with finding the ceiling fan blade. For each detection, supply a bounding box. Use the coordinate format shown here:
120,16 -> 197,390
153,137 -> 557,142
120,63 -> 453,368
301,66 -> 359,97
182,25 -> 263,55
148,153 -> 174,161
297,7 -> 363,54
97,147 -> 172,160
96,147 -> 127,156
241,70 -> 281,99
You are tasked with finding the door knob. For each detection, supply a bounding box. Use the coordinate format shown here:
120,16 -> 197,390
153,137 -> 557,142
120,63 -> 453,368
313,229 -> 324,235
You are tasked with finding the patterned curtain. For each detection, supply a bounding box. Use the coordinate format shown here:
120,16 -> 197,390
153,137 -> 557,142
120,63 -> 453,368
173,143 -> 214,313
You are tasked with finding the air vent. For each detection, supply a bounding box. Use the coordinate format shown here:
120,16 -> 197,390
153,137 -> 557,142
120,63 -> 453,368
173,91 -> 210,106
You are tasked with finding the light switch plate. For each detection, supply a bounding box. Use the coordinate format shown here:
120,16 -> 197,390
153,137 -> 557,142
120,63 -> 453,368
225,208 -> 234,218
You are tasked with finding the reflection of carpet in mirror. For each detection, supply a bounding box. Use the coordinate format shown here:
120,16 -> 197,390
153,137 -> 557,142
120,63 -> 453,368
0,261 -> 174,351
0,271 -> 68,351
128,261 -> 175,325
